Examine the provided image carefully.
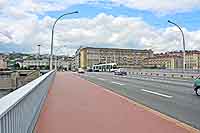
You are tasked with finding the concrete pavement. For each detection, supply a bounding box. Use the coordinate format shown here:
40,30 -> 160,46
35,72 -> 198,133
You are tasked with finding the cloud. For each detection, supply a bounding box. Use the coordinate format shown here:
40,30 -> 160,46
87,0 -> 120,10
0,0 -> 7,9
111,0 -> 200,14
1,13 -> 200,55
1,0 -> 96,15
0,0 -> 199,55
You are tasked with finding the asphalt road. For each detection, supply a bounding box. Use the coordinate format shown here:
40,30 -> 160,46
78,72 -> 200,130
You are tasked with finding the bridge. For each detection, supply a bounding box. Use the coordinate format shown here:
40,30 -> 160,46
0,71 -> 199,133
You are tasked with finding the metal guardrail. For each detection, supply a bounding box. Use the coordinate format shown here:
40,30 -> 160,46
0,70 -> 56,133
127,70 -> 199,80
126,68 -> 200,74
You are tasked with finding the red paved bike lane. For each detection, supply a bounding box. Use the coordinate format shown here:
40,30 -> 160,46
35,72 -> 198,133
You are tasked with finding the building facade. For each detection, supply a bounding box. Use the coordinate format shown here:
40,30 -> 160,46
22,56 -> 72,70
143,54 -> 183,69
75,47 -> 153,69
185,51 -> 200,70
59,57 -> 73,71
72,47 -> 81,71
22,59 -> 49,69
165,50 -> 200,70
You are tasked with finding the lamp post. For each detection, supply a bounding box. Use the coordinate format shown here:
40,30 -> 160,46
168,20 -> 186,71
50,11 -> 79,70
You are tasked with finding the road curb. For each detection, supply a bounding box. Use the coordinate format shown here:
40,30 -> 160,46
75,73 -> 200,133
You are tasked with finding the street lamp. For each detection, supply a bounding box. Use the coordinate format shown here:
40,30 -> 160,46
168,20 -> 186,71
50,11 -> 79,70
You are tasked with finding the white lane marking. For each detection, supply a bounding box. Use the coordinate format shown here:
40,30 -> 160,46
141,89 -> 173,98
111,81 -> 125,86
89,75 -> 95,78
112,77 -> 119,79
98,78 -> 105,81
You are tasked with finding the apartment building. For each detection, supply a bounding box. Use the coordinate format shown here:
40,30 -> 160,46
61,57 -> 73,71
72,47 -> 81,70
22,59 -> 49,69
74,47 -> 153,69
144,50 -> 200,70
185,50 -> 200,70
143,54 -> 183,69
22,57 -> 72,70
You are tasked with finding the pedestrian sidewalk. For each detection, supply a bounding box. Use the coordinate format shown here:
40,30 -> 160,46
35,72 -> 198,133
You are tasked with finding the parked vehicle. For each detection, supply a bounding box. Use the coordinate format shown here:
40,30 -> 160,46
110,68 -> 118,72
87,68 -> 93,72
93,69 -> 99,72
194,75 -> 200,96
114,68 -> 127,76
78,68 -> 85,73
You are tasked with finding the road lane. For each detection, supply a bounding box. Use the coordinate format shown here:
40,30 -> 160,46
97,78 -> 105,81
127,75 -> 192,87
79,72 -> 200,129
111,81 -> 125,86
141,89 -> 173,98
89,73 -> 194,99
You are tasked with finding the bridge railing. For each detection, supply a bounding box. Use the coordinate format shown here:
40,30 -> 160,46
0,70 -> 56,133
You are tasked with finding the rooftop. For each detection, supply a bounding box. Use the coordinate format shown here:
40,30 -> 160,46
81,47 -> 153,52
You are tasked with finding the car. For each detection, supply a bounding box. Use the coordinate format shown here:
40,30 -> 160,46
87,68 -> 93,72
110,68 -> 118,72
93,69 -> 99,72
114,68 -> 127,76
194,75 -> 200,96
77,68 -> 85,73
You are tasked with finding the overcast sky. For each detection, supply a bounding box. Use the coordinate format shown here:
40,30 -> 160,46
0,0 -> 200,55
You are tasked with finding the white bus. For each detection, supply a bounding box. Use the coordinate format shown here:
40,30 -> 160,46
92,63 -> 117,72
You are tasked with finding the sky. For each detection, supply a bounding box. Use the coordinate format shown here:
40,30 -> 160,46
0,0 -> 200,55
